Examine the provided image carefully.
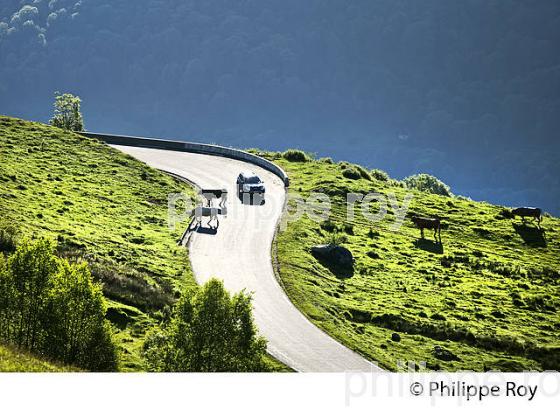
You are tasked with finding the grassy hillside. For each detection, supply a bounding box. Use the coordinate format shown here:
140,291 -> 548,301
260,151 -> 560,371
0,344 -> 75,372
0,116 -> 196,370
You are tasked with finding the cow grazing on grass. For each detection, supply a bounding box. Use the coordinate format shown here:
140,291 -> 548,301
411,216 -> 442,243
512,207 -> 542,227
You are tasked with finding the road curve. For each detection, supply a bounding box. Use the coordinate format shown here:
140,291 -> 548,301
114,145 -> 378,372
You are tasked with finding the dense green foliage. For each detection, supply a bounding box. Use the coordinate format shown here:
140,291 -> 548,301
0,225 -> 18,253
263,152 -> 560,371
282,149 -> 310,162
49,92 -> 84,132
0,116 -> 195,370
403,173 -> 453,197
370,169 -> 390,182
341,167 -> 361,180
143,279 -> 268,372
0,238 -> 118,370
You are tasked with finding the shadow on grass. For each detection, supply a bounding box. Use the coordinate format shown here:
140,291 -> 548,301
414,238 -> 444,254
314,257 -> 354,279
513,223 -> 547,247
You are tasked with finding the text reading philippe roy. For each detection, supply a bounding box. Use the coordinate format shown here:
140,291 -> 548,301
412,381 -> 538,401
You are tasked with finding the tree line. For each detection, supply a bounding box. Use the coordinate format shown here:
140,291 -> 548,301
0,227 -> 269,371
0,236 -> 118,370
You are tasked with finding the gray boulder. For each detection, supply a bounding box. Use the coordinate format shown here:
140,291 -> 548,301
311,244 -> 354,269
433,345 -> 460,362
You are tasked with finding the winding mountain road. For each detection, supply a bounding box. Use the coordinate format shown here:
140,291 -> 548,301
114,145 -> 377,372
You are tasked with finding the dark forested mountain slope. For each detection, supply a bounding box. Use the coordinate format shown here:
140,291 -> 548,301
1,0 -> 559,213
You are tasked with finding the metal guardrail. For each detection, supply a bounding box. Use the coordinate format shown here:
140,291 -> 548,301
78,131 -> 290,187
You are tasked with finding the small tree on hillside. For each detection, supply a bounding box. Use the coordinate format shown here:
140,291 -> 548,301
44,259 -> 118,371
49,92 -> 84,131
3,238 -> 58,350
143,279 -> 268,372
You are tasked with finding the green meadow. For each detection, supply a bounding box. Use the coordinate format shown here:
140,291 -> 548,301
259,150 -> 560,371
2,116 -> 558,372
0,116 -> 195,370
0,344 -> 76,372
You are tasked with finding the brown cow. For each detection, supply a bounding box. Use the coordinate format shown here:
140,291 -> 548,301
512,207 -> 542,227
411,216 -> 442,243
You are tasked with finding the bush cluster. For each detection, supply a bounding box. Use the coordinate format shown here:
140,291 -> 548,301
342,167 -> 362,180
403,173 -> 452,196
143,279 -> 268,372
370,169 -> 390,182
327,230 -> 348,246
319,219 -> 337,232
282,149 -> 310,162
341,164 -> 375,181
354,165 -> 372,180
0,238 -> 118,371
0,226 -> 18,253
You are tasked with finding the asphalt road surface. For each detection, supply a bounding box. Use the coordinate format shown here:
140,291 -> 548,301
115,145 -> 378,372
